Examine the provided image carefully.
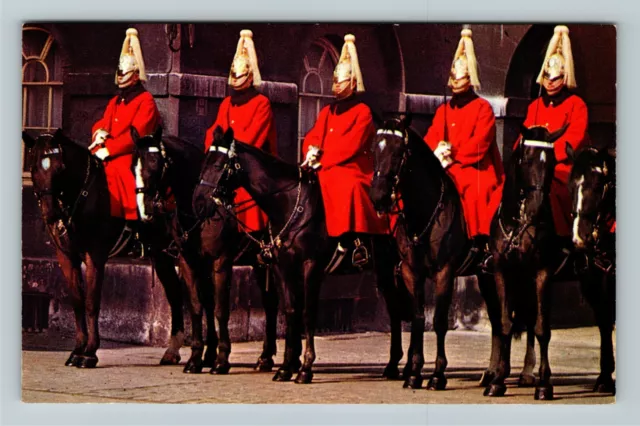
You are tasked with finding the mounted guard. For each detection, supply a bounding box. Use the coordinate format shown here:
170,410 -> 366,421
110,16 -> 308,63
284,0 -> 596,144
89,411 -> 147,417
423,28 -> 504,267
302,34 -> 389,271
203,29 -> 278,234
89,28 -> 160,232
516,25 -> 590,244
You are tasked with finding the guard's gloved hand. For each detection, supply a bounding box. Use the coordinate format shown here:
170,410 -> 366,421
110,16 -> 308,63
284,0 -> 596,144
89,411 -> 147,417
434,141 -> 453,169
301,145 -> 324,171
94,147 -> 110,161
88,129 -> 110,151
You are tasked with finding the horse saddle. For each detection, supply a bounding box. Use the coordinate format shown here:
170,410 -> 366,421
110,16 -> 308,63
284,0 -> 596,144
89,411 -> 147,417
325,237 -> 371,275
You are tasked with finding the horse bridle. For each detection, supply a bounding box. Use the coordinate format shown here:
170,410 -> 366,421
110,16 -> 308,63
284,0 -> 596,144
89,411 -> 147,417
197,140 -> 305,259
135,142 -> 172,210
374,125 -> 445,246
498,139 -> 556,252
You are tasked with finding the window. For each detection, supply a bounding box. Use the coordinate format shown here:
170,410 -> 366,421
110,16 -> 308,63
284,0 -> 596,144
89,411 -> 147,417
297,38 -> 339,160
22,26 -> 63,185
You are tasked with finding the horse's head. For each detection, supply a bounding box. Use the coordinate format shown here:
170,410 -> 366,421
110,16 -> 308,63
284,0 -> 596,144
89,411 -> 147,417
514,124 -> 567,222
23,129 -> 68,225
567,145 -> 616,250
131,126 -> 166,222
370,115 -> 412,213
193,126 -> 239,219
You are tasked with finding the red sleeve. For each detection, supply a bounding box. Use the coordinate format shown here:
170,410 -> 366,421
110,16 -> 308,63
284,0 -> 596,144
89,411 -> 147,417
105,94 -> 159,157
301,106 -> 329,162
233,97 -> 274,151
452,101 -> 496,167
554,97 -> 589,163
91,97 -> 116,135
514,100 -> 541,150
424,105 -> 445,151
322,106 -> 375,170
203,98 -> 230,152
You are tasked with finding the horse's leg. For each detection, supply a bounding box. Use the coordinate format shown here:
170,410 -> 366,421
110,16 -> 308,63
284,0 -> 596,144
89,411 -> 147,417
477,272 -> 502,387
151,250 -> 185,365
56,250 -> 87,367
373,236 -> 404,380
272,263 -> 302,382
580,268 -> 616,394
76,253 -> 105,368
518,326 -> 537,387
400,257 -> 426,389
179,254 -> 206,374
484,268 -> 512,397
533,268 -> 554,400
426,265 -> 454,391
200,259 -> 218,370
294,260 -> 323,384
210,254 -> 232,374
256,265 -> 278,372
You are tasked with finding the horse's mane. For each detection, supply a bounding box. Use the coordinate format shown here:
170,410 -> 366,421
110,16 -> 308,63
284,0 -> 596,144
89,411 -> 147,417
162,135 -> 205,166
405,126 -> 452,181
233,140 -> 300,181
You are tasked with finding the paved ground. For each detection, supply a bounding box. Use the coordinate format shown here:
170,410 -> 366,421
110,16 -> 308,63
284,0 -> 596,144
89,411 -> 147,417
21,327 -> 614,404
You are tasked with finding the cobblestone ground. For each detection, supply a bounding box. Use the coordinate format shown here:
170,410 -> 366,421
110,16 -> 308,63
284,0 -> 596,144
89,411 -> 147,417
22,327 -> 615,404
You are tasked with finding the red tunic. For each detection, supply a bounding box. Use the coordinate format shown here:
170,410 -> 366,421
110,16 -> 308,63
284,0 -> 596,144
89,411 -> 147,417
303,99 -> 387,237
203,89 -> 277,232
515,92 -> 589,236
424,94 -> 505,237
91,85 -> 160,220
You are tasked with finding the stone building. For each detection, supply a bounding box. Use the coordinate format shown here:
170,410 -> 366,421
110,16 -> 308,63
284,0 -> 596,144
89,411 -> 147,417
21,23 -> 616,345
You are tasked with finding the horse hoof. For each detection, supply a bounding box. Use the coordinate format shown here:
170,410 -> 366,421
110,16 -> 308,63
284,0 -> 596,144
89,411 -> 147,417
403,375 -> 423,389
159,352 -> 181,366
294,370 -> 314,384
65,354 -> 81,367
255,357 -> 275,372
212,363 -> 231,375
479,370 -> 495,387
427,375 -> 447,391
382,365 -> 400,380
183,359 -> 203,374
594,376 -> 615,394
272,368 -> 293,382
534,385 -> 554,401
483,383 -> 507,397
518,373 -> 536,388
76,355 -> 98,369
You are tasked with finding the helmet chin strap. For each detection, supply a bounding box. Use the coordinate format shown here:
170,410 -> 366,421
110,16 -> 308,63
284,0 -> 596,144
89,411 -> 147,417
117,71 -> 139,89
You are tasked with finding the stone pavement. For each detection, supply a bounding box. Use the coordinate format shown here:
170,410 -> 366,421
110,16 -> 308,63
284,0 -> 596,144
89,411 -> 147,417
21,327 -> 615,404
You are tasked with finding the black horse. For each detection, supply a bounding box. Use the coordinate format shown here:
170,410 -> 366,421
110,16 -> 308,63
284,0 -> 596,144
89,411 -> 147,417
484,124 -> 568,400
132,127 -> 279,374
22,129 -> 186,368
567,145 -> 616,394
192,126 -> 404,384
370,116 -> 475,390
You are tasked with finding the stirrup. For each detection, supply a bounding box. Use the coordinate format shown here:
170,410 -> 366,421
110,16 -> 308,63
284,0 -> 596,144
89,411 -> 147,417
324,242 -> 347,274
352,238 -> 369,269
108,224 -> 135,258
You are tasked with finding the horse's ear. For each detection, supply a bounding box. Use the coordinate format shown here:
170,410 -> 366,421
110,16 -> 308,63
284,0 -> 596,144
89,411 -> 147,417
549,123 -> 570,142
154,126 -> 163,141
402,112 -> 413,129
213,125 -> 224,142
22,131 -> 36,149
520,124 -> 530,139
565,143 -> 575,162
130,126 -> 140,143
53,128 -> 63,139
224,127 -> 235,144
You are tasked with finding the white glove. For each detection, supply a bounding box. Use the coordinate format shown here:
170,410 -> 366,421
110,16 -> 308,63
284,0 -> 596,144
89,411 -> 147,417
301,145 -> 324,170
94,147 -> 110,161
88,129 -> 109,151
434,141 -> 453,169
